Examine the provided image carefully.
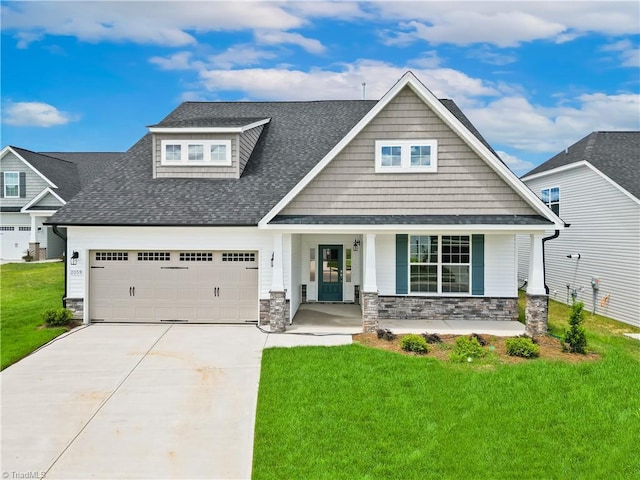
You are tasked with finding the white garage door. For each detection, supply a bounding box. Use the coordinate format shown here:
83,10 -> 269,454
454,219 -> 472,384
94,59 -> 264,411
89,250 -> 259,323
1,226 -> 31,260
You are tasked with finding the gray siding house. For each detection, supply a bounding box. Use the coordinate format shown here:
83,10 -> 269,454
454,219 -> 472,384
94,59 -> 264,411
0,147 -> 121,260
518,132 -> 639,327
48,72 -> 563,334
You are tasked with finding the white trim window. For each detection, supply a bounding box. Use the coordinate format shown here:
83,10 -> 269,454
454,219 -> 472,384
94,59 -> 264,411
541,187 -> 560,216
4,172 -> 19,197
409,235 -> 470,294
161,140 -> 232,166
375,140 -> 438,173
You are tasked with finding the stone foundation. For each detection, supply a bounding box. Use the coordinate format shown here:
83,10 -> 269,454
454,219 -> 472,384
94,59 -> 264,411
377,296 -> 518,322
64,297 -> 84,320
361,291 -> 379,332
525,294 -> 548,336
269,291 -> 287,332
260,298 -> 290,326
28,242 -> 41,261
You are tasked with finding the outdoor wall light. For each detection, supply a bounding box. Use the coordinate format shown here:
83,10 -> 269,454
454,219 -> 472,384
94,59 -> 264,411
70,250 -> 79,265
270,252 -> 274,267
353,239 -> 361,251
566,254 -> 581,260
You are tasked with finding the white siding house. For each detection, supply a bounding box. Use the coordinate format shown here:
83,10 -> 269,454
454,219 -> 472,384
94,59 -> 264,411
518,132 -> 639,327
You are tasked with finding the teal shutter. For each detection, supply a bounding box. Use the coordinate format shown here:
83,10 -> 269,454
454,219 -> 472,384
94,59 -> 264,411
471,234 -> 484,295
396,234 -> 408,294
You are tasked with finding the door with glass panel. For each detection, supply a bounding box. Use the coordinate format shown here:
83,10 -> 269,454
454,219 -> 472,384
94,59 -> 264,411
318,245 -> 343,301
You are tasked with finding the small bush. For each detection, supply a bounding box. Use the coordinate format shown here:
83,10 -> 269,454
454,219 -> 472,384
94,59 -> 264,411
450,336 -> 486,362
421,333 -> 442,344
400,334 -> 429,354
376,329 -> 397,341
505,337 -> 540,358
564,302 -> 587,354
470,333 -> 487,346
43,308 -> 74,327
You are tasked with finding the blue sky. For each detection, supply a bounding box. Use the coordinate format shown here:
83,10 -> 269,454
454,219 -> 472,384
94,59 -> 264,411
1,1 -> 638,175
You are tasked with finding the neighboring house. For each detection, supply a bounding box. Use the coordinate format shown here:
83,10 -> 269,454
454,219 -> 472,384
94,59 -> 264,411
518,132 -> 640,327
0,147 -> 121,260
48,72 -> 563,334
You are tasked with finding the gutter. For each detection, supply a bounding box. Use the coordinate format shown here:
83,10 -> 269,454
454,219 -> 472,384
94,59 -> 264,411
51,225 -> 68,308
541,224 -> 569,294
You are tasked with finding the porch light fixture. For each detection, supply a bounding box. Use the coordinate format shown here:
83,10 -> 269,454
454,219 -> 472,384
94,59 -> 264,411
270,252 -> 274,267
353,239 -> 361,251
70,250 -> 79,265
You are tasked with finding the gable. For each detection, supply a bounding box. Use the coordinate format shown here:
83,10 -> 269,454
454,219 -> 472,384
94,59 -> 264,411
27,191 -> 65,209
0,150 -> 52,208
280,87 -> 537,217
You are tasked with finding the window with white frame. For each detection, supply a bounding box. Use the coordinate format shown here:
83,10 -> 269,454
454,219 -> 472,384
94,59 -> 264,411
541,187 -> 560,216
161,140 -> 231,165
4,172 -> 19,197
409,235 -> 470,294
375,140 -> 438,173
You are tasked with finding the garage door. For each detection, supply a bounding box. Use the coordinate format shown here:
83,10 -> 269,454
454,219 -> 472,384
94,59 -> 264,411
89,250 -> 259,323
1,225 -> 31,260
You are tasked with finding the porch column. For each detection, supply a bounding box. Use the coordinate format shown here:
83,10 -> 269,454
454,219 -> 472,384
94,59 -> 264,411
28,214 -> 40,260
361,233 -> 379,333
525,234 -> 548,335
269,233 -> 287,332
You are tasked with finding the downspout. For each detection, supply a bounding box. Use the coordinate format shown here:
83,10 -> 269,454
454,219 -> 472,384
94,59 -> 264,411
51,225 -> 68,308
541,226 -> 567,294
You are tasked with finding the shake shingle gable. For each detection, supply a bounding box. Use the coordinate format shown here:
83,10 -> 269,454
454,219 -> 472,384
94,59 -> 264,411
49,98 -> 502,226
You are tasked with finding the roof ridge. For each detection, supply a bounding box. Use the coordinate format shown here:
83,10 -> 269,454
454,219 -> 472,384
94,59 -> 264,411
582,132 -> 599,163
11,146 -> 78,166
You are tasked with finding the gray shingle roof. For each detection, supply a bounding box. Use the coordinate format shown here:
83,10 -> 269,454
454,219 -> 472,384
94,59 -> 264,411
270,215 -> 553,226
523,131 -> 639,199
148,117 -> 270,129
41,152 -> 124,188
49,98 -> 504,226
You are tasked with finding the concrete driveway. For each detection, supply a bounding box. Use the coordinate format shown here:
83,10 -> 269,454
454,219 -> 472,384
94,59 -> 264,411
1,324 -> 350,479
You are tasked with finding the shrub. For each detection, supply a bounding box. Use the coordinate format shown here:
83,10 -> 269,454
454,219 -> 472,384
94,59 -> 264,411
376,329 -> 397,341
421,333 -> 442,344
564,302 -> 587,354
505,337 -> 540,358
470,333 -> 487,346
400,334 -> 429,354
43,308 -> 74,327
450,336 -> 486,362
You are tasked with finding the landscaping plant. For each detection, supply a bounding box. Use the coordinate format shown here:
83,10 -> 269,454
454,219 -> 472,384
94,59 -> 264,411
564,302 -> 587,354
505,336 -> 540,358
42,308 -> 74,327
400,334 -> 429,354
449,335 -> 486,362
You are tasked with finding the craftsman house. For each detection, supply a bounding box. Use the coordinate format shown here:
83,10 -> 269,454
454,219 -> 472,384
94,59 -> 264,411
48,72 -> 564,334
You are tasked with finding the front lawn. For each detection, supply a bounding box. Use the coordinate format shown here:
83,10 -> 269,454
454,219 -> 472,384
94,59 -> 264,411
253,300 -> 640,479
0,262 -> 67,370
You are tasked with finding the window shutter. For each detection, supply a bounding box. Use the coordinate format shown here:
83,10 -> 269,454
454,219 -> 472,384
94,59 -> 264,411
471,234 -> 484,295
396,234 -> 408,294
0,173 -> 4,198
19,172 -> 26,198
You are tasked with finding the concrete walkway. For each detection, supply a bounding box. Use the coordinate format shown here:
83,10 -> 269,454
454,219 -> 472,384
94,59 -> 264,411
0,324 -> 351,480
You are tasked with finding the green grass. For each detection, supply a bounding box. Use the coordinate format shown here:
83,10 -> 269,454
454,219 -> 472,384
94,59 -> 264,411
253,299 -> 640,479
1,262 -> 67,370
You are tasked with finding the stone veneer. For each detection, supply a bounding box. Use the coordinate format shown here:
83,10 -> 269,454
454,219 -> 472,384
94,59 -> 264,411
525,294 -> 548,336
64,297 -> 84,320
260,299 -> 290,326
269,291 -> 288,332
377,296 -> 518,322
361,292 -> 379,332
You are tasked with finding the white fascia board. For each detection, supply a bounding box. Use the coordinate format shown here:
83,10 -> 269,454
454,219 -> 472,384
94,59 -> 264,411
257,71 -> 563,229
258,223 -> 553,233
524,160 -> 639,205
21,187 -> 66,212
149,118 -> 270,134
1,146 -> 58,189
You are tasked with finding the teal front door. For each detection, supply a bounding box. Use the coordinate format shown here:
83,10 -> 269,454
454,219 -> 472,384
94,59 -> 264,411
318,245 -> 343,301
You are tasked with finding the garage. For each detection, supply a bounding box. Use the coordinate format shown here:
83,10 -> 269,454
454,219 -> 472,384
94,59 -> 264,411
1,225 -> 31,260
89,250 -> 258,323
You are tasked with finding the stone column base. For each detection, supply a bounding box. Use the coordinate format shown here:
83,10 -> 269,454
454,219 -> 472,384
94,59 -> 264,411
64,298 -> 84,320
362,291 -> 379,333
525,294 -> 548,336
269,290 -> 287,332
28,242 -> 40,261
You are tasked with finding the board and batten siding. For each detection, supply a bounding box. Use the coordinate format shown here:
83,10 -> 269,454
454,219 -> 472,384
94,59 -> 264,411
153,133 -> 240,179
517,164 -> 639,327
378,233 -> 518,297
239,124 -> 264,176
281,87 -> 536,216
0,151 -> 51,208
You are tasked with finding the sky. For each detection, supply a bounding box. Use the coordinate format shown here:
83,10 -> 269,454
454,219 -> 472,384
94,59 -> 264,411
1,1 -> 638,175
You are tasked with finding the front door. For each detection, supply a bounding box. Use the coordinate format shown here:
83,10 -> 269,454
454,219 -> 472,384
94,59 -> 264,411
318,245 -> 343,301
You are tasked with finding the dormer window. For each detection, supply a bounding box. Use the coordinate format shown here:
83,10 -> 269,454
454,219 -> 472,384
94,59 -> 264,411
161,140 -> 231,166
375,139 -> 438,173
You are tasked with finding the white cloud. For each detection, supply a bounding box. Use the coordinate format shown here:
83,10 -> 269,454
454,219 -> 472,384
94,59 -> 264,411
468,46 -> 517,66
254,31 -> 326,54
601,40 -> 640,67
208,45 -> 278,69
149,51 -> 197,71
2,102 -> 76,127
495,150 -> 535,176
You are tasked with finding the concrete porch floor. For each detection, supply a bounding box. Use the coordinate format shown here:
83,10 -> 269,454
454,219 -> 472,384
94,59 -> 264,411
289,303 -> 526,336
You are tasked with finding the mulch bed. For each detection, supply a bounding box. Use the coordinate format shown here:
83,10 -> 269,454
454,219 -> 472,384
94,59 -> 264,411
353,332 -> 600,364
